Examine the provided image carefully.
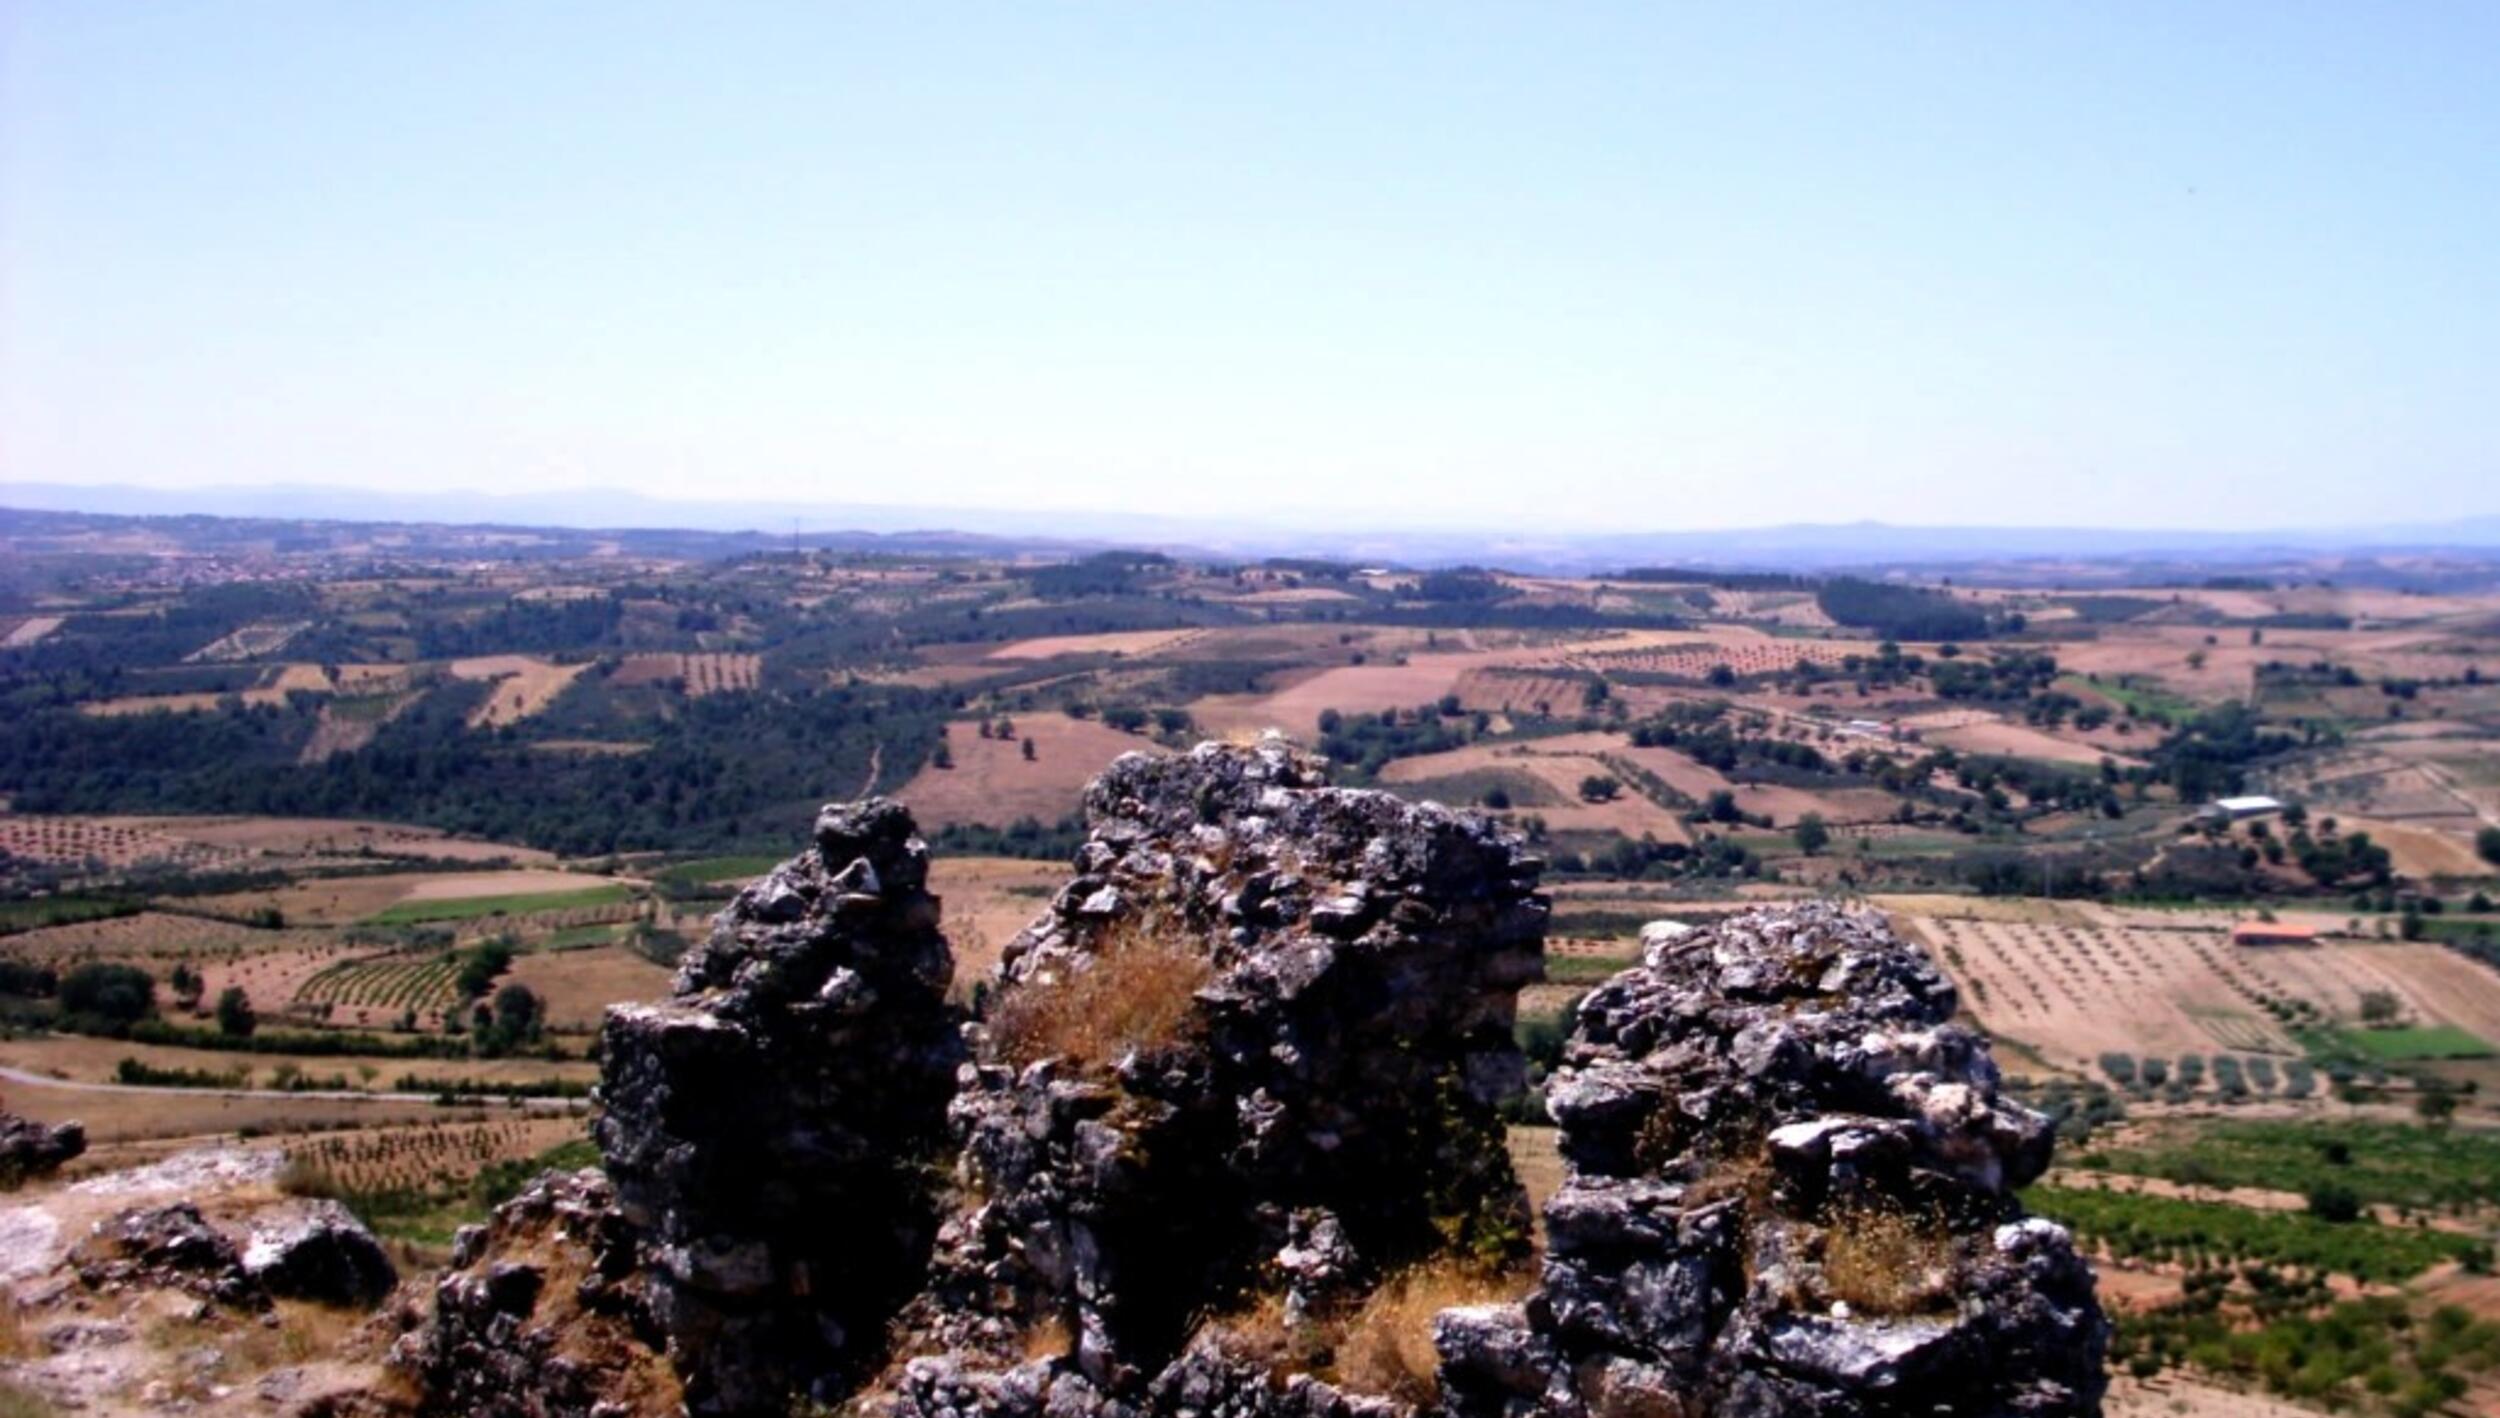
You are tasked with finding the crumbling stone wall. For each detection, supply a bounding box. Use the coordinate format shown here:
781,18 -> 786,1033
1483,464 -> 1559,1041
595,799 -> 966,1414
1436,907 -> 2107,1418
388,740 -> 2105,1418
891,737 -> 1549,1412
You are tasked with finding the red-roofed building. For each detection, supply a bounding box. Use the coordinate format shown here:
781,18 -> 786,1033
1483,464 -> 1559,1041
2231,920 -> 2319,947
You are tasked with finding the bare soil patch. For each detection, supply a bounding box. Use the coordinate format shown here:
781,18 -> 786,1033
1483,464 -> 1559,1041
896,715 -> 1162,830
506,944 -> 673,1031
930,856 -> 1062,991
448,654 -> 592,727
986,628 -> 1208,660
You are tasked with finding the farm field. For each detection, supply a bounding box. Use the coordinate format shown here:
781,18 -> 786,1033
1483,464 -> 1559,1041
8,504 -> 2500,1415
894,714 -> 1164,830
611,651 -> 762,696
448,654 -> 593,726
1908,711 -> 2146,768
1907,909 -> 2500,1075
986,628 -> 1208,660
363,882 -> 634,926
929,855 -> 1064,988
0,1069 -> 465,1145
0,1031 -> 598,1093
504,944 -> 673,1031
0,614 -> 63,648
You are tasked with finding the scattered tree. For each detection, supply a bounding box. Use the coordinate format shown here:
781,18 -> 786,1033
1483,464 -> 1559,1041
215,985 -> 257,1037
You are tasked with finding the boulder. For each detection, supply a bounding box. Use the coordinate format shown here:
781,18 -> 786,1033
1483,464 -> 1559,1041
242,1199 -> 398,1306
0,1110 -> 84,1185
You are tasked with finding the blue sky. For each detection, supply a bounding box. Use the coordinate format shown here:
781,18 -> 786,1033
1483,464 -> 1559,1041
4,3 -> 2496,531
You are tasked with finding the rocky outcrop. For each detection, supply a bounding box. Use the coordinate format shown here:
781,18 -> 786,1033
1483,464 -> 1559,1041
65,1196 -> 396,1312
70,1201 -> 260,1306
388,738 -> 2105,1418
593,799 -> 966,1414
890,736 -> 1547,1412
1436,906 -> 2106,1418
385,1168 -> 676,1418
0,1110 -> 84,1186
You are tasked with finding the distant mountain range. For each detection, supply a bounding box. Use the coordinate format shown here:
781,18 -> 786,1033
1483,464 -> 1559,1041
7,480 -> 2500,575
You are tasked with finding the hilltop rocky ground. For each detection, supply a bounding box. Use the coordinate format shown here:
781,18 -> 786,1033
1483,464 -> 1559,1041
359,739 -> 2102,1417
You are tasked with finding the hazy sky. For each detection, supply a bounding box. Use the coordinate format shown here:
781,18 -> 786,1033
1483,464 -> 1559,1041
4,3 -> 2497,532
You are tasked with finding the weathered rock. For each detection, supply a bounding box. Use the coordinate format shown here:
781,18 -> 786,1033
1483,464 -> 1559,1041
241,1198 -> 397,1306
0,1110 -> 84,1185
385,1168 -> 674,1418
70,1202 -> 258,1307
892,735 -> 1546,1409
595,797 -> 966,1415
1436,903 -> 2106,1418
386,746 -> 2105,1418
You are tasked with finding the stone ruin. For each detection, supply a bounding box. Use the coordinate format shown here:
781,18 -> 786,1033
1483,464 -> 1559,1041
382,736 -> 2106,1418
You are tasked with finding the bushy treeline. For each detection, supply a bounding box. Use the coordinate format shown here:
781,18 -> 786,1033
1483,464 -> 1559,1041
1815,577 -> 1992,640
0,675 -> 945,855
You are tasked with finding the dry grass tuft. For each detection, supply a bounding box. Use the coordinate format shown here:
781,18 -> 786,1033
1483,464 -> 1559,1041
1821,1203 -> 1957,1317
1021,1313 -> 1074,1362
276,1156 -> 342,1200
0,1301 -> 34,1361
1199,1291 -> 1328,1380
1334,1262 -> 1528,1405
987,919 -> 1213,1072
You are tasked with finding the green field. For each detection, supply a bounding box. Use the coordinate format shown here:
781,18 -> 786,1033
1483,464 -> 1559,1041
2060,674 -> 2197,725
540,922 -> 624,951
2327,1025 -> 2493,1062
0,895 -> 140,935
2026,1183 -> 2490,1283
658,854 -> 783,886
2092,1119 -> 2500,1213
1544,951 -> 1639,985
363,884 -> 632,926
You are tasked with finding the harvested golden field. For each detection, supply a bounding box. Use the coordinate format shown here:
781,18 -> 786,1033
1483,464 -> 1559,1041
102,814 -> 548,863
394,869 -> 626,902
611,651 -> 761,696
0,1070 -> 456,1144
0,614 -> 63,648
2334,817 -> 2492,878
77,662 -> 334,717
986,628 -> 1208,660
1192,655 -> 1485,737
1373,741 -> 1688,837
448,654 -> 592,726
0,1031 -> 597,1093
506,944 -> 673,1031
1901,710 -> 2145,769
895,715 -> 1163,830
1907,911 -> 2500,1074
930,856 -> 1061,990
2103,1375 -> 2327,1418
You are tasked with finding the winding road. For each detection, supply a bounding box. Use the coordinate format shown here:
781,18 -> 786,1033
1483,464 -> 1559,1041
0,1061 -> 585,1110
